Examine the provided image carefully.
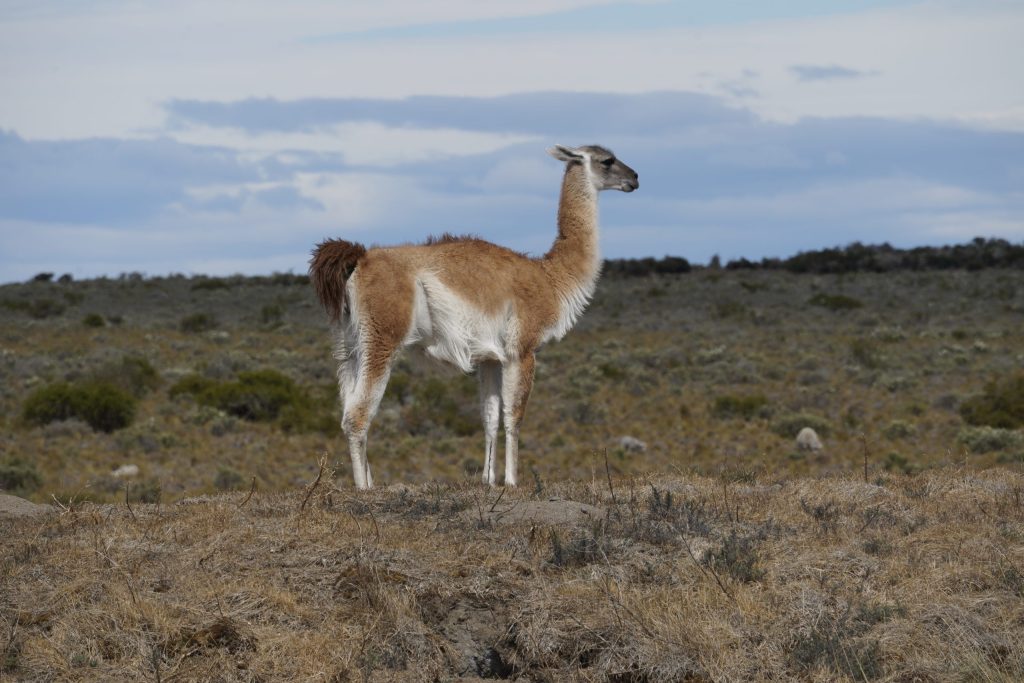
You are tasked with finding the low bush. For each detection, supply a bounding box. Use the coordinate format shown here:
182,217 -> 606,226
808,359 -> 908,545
711,393 -> 770,420
0,457 -> 43,494
170,370 -> 335,433
882,420 -> 916,440
2,298 -> 66,319
214,466 -> 246,491
704,531 -> 765,583
957,426 -> 1024,453
82,313 -> 105,327
960,372 -> 1024,429
808,293 -> 864,311
180,313 -> 216,333
92,355 -> 162,397
260,303 -> 284,326
22,381 -> 136,433
400,376 -> 479,436
191,277 -> 231,291
849,338 -> 884,369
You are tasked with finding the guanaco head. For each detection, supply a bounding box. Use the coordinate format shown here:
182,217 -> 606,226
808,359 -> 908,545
547,144 -> 639,193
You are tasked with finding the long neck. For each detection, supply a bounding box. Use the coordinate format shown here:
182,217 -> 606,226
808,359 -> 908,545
544,163 -> 600,282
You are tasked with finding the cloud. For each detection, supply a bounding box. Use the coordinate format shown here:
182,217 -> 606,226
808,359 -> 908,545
3,88 -> 1024,282
789,64 -> 878,81
165,91 -> 754,137
0,130 -> 268,224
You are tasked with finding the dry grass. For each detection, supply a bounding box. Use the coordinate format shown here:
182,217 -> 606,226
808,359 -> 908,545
3,466 -> 1023,681
4,269 -> 1024,504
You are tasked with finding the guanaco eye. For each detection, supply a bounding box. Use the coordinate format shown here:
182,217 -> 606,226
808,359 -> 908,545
600,157 -> 615,167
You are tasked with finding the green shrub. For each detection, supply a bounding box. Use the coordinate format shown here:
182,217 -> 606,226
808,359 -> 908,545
0,457 -> 43,494
808,293 -> 864,311
957,426 -> 1024,453
180,312 -> 216,333
214,466 -> 246,491
712,393 -> 770,420
960,373 -> 1024,429
849,338 -> 884,369
882,420 -> 916,440
82,313 -> 105,327
22,381 -> 136,433
260,304 -> 284,326
883,452 -> 917,474
170,370 -> 333,433
92,355 -> 161,397
191,277 -> 231,291
2,298 -> 66,319
771,412 -> 832,438
126,478 -> 161,504
169,373 -> 218,399
400,376 -> 480,436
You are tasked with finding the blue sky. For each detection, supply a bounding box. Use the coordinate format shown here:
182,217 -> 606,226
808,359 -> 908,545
1,0 -> 1022,281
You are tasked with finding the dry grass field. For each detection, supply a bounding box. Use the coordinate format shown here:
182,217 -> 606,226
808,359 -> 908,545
3,467 -> 1023,681
1,261 -> 1023,680
1,266 -> 1022,503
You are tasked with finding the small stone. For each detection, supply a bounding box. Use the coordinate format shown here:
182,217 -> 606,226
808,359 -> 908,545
618,436 -> 647,453
796,427 -> 823,452
112,464 -> 140,478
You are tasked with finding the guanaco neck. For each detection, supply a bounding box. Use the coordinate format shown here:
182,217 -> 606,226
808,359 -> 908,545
543,162 -> 600,285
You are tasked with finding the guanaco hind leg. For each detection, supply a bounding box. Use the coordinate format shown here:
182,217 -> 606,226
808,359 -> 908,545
501,353 -> 536,487
478,360 -> 502,485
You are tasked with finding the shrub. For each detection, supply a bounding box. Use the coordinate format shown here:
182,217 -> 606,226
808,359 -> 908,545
32,272 -> 54,282
260,304 -> 284,326
0,457 -> 43,494
180,313 -> 216,333
712,393 -> 770,420
2,297 -> 68,318
127,478 -> 161,504
191,277 -> 231,291
118,356 -> 162,396
214,466 -> 246,491
808,293 -> 863,311
849,338 -> 884,369
92,356 -> 161,397
169,373 -> 217,399
22,381 -> 136,433
882,420 -> 916,440
170,370 -> 333,433
883,452 -> 917,474
704,531 -> 764,583
957,426 -> 1024,453
401,376 -> 479,436
960,372 -> 1024,429
771,412 -> 832,438
82,313 -> 105,327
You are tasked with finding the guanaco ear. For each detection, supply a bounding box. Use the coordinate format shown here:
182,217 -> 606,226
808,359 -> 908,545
547,144 -> 584,162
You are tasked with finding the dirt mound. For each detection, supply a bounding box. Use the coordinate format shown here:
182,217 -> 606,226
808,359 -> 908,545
0,493 -> 52,520
463,497 -> 605,527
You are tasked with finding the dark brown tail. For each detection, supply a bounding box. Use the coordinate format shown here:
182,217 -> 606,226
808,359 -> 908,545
309,239 -> 367,321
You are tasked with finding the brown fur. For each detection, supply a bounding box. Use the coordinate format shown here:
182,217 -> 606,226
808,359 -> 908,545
309,239 -> 367,322
315,145 -> 638,488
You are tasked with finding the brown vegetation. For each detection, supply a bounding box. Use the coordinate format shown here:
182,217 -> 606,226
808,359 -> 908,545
2,467 -> 1022,680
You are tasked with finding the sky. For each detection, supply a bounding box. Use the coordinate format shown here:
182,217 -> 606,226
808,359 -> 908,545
1,0 -> 1022,282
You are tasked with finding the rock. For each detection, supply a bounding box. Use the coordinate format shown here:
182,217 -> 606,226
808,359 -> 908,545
618,436 -> 647,453
796,427 -> 823,452
0,493 -> 53,520
112,464 -> 140,478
